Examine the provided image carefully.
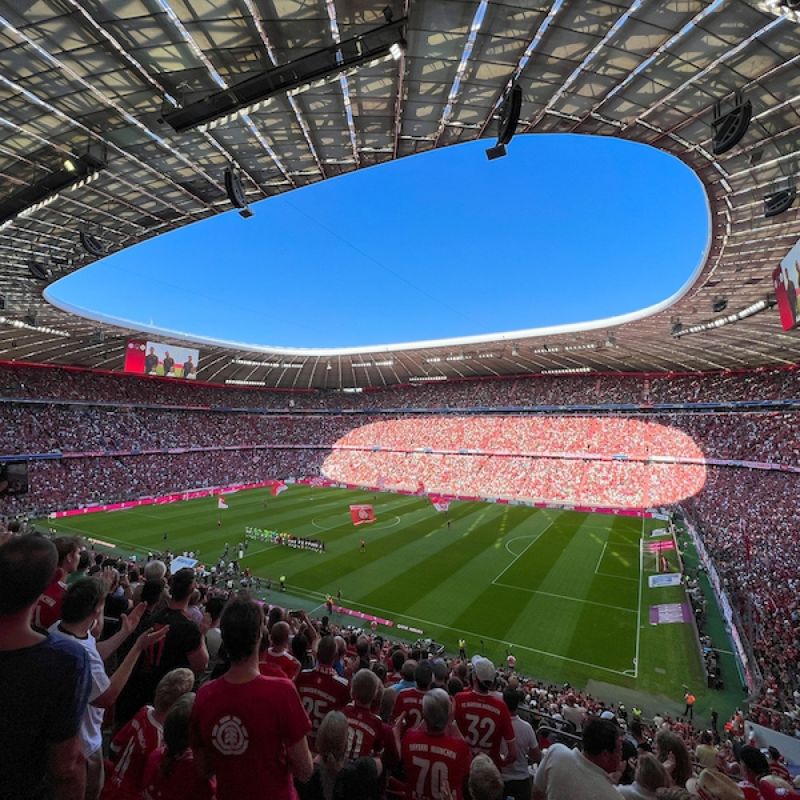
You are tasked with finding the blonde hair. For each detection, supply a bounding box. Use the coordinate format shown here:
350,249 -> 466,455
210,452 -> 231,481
154,668 -> 194,713
468,754 -> 503,800
316,711 -> 349,800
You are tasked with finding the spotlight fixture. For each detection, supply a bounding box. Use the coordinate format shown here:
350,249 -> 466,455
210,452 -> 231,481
486,83 -> 522,160
712,296 -> 728,313
671,319 -> 683,337
80,230 -> 107,257
28,262 -> 50,282
711,91 -> 752,155
163,15 -> 407,133
224,168 -> 253,219
764,179 -> 796,218
0,146 -> 107,225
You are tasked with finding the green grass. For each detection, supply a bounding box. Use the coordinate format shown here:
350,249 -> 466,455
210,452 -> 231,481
45,485 -> 710,711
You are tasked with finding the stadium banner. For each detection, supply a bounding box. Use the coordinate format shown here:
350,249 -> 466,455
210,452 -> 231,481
646,540 -> 676,553
773,240 -> 800,330
49,478 -> 290,518
332,605 -> 392,627
429,494 -> 450,513
217,497 -> 228,510
350,504 -> 376,525
124,338 -> 199,379
648,573 -> 682,588
650,528 -> 670,537
649,602 -> 693,625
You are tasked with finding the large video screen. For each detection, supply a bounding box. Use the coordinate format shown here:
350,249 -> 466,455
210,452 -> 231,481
124,339 -> 199,379
0,461 -> 28,496
773,238 -> 800,331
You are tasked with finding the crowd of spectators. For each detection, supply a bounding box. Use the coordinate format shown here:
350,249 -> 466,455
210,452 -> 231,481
3,363 -> 800,411
3,363 -> 800,754
4,400 -> 798,469
3,530 -> 798,800
682,469 -> 800,739
1,450 -> 325,518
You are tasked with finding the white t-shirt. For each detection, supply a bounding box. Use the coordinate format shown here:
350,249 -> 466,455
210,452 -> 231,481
533,743 -> 622,800
49,624 -> 110,757
501,715 -> 538,781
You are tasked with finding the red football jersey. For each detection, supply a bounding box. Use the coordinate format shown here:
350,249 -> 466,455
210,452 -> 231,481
402,728 -> 472,800
191,675 -> 311,800
394,687 -> 426,733
295,667 -> 350,748
259,648 -> 301,681
141,747 -> 214,800
102,706 -> 162,800
34,579 -> 67,630
342,703 -> 385,759
453,690 -> 515,767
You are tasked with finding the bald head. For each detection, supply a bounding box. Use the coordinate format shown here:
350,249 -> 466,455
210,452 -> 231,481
270,620 -> 290,649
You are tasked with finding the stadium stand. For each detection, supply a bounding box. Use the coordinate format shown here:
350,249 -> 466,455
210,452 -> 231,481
3,364 -> 800,757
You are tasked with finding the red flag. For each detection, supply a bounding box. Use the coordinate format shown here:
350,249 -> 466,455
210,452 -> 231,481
350,504 -> 376,526
430,494 -> 450,513
271,481 -> 287,497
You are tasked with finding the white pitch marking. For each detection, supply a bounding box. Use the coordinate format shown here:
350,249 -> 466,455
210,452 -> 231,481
492,517 -> 556,584
594,541 -> 609,575
492,582 -> 637,614
634,516 -> 645,679
282,584 -> 633,677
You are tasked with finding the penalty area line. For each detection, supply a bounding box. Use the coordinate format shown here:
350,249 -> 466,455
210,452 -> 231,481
492,517 -> 556,584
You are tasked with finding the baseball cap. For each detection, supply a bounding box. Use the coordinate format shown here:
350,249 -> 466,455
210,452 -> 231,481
471,656 -> 495,684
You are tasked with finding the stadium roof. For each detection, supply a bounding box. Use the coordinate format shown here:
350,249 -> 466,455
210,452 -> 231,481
1,0 -> 799,389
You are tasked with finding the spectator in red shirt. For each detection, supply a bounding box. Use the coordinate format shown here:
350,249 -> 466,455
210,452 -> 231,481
260,620 -> 302,681
142,692 -> 214,800
191,592 -> 313,800
34,535 -> 82,629
296,710 -> 381,800
343,669 -> 386,760
454,657 -> 517,770
296,635 -> 351,751
102,667 -> 195,800
394,658 -> 433,737
402,688 -> 472,800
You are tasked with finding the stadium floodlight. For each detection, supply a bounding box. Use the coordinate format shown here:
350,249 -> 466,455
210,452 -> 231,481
0,315 -> 70,337
162,16 -> 407,133
711,91 -> 752,156
0,147 -> 107,225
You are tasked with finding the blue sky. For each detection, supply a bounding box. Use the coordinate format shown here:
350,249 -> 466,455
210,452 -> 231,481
50,134 -> 708,349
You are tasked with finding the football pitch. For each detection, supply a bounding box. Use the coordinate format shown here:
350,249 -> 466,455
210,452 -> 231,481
46,485 -> 706,706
